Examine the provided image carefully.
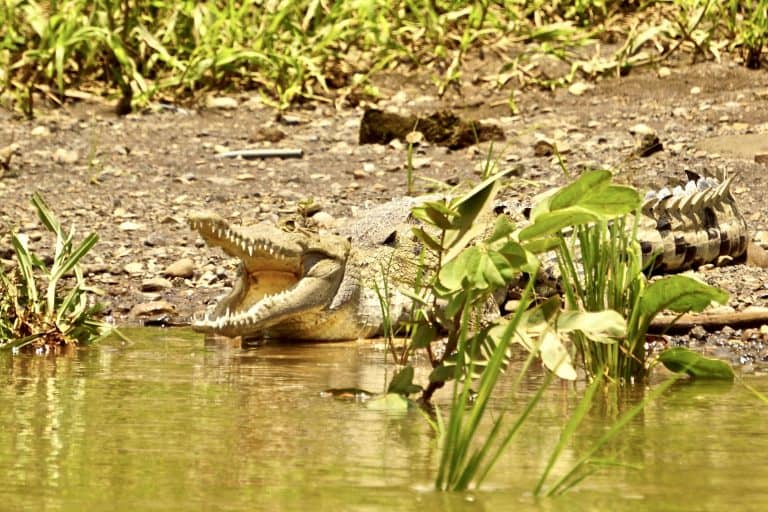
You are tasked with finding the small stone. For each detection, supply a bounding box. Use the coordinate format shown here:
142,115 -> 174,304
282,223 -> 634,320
690,325 -> 707,340
123,262 -> 144,274
249,125 -> 286,143
206,96 -> 238,109
690,86 -> 702,95
411,157 -> 431,169
630,124 -> 662,157
533,138 -> 555,157
568,81 -> 590,96
129,300 -> 176,318
657,66 -> 671,78
164,258 -> 195,278
31,125 -> 51,137
140,277 -> 173,292
53,148 -> 79,164
118,221 -> 144,231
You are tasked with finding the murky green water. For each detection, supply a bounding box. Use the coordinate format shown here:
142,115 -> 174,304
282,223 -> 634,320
2,328 -> 767,511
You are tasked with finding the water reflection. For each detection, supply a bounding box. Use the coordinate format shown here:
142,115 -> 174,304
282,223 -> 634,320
0,328 -> 767,511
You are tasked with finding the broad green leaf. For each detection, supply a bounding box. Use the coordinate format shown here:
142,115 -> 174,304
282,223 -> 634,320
443,171 -> 505,261
519,207 -> 600,240
539,330 -> 577,380
412,227 -> 444,253
429,364 -> 455,383
387,366 -> 423,395
411,323 -> 437,349
640,275 -> 728,319
556,310 -> 626,341
548,170 -> 612,212
658,348 -> 735,380
487,214 -> 516,243
365,393 -> 411,411
577,185 -> 640,216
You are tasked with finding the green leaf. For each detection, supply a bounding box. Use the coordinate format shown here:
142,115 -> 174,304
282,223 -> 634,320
548,170 -> 612,211
640,275 -> 728,319
487,214 -> 516,243
365,393 -> 411,411
518,207 -> 600,240
429,364 -> 456,383
556,310 -> 626,342
411,323 -> 437,349
658,348 -> 735,380
387,366 -> 423,395
412,227 -> 444,253
539,330 -> 577,380
577,185 -> 640,216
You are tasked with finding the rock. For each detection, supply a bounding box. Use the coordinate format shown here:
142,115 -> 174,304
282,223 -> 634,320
690,86 -> 702,95
533,137 -> 555,157
118,221 -> 144,231
31,125 -> 50,137
140,277 -> 173,292
629,123 -> 662,157
568,81 -> 591,96
129,300 -> 176,318
206,96 -> 238,109
164,258 -> 195,278
53,148 -> 79,164
657,66 -> 671,78
123,262 -> 144,274
250,125 -> 286,143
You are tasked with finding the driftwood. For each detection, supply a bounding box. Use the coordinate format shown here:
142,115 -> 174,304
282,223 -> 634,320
649,309 -> 768,333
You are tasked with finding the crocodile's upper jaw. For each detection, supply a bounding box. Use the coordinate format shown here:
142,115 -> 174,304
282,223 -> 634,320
188,212 -> 350,339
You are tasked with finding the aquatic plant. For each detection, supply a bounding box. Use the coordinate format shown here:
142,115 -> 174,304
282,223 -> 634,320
0,193 -> 112,351
517,170 -> 730,383
377,168 -> 734,491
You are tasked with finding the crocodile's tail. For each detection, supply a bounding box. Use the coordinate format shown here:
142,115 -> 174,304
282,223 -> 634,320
638,173 -> 748,272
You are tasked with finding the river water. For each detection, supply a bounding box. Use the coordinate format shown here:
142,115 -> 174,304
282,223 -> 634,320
1,328 -> 767,511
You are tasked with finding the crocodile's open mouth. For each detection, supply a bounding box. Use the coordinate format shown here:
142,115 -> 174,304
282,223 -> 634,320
188,212 -> 349,338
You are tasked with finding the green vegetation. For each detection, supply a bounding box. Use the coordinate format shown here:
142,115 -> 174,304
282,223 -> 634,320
1,1 -> 765,114
0,193 -> 112,352
370,168 -> 735,492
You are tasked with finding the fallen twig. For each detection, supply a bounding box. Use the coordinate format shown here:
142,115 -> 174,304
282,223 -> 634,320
214,148 -> 303,159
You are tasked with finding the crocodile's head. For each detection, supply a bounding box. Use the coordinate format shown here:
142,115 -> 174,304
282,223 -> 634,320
188,212 -> 351,340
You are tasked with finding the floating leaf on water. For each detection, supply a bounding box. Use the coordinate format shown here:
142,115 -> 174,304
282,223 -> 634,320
658,347 -> 735,380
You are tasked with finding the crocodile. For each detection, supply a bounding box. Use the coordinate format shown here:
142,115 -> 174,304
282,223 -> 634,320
188,174 -> 748,341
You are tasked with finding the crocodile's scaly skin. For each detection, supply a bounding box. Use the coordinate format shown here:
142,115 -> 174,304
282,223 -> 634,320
189,175 -> 748,341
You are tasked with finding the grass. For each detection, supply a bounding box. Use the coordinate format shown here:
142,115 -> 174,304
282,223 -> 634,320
1,1 -> 765,114
0,193 -> 113,352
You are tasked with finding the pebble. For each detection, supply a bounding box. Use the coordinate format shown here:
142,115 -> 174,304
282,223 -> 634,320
164,258 -> 195,278
690,86 -> 702,95
140,277 -> 173,292
568,81 -> 591,96
129,300 -> 176,318
123,262 -> 144,274
118,221 -> 144,231
206,96 -> 239,109
533,138 -> 555,157
53,148 -> 79,164
31,126 -> 50,137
